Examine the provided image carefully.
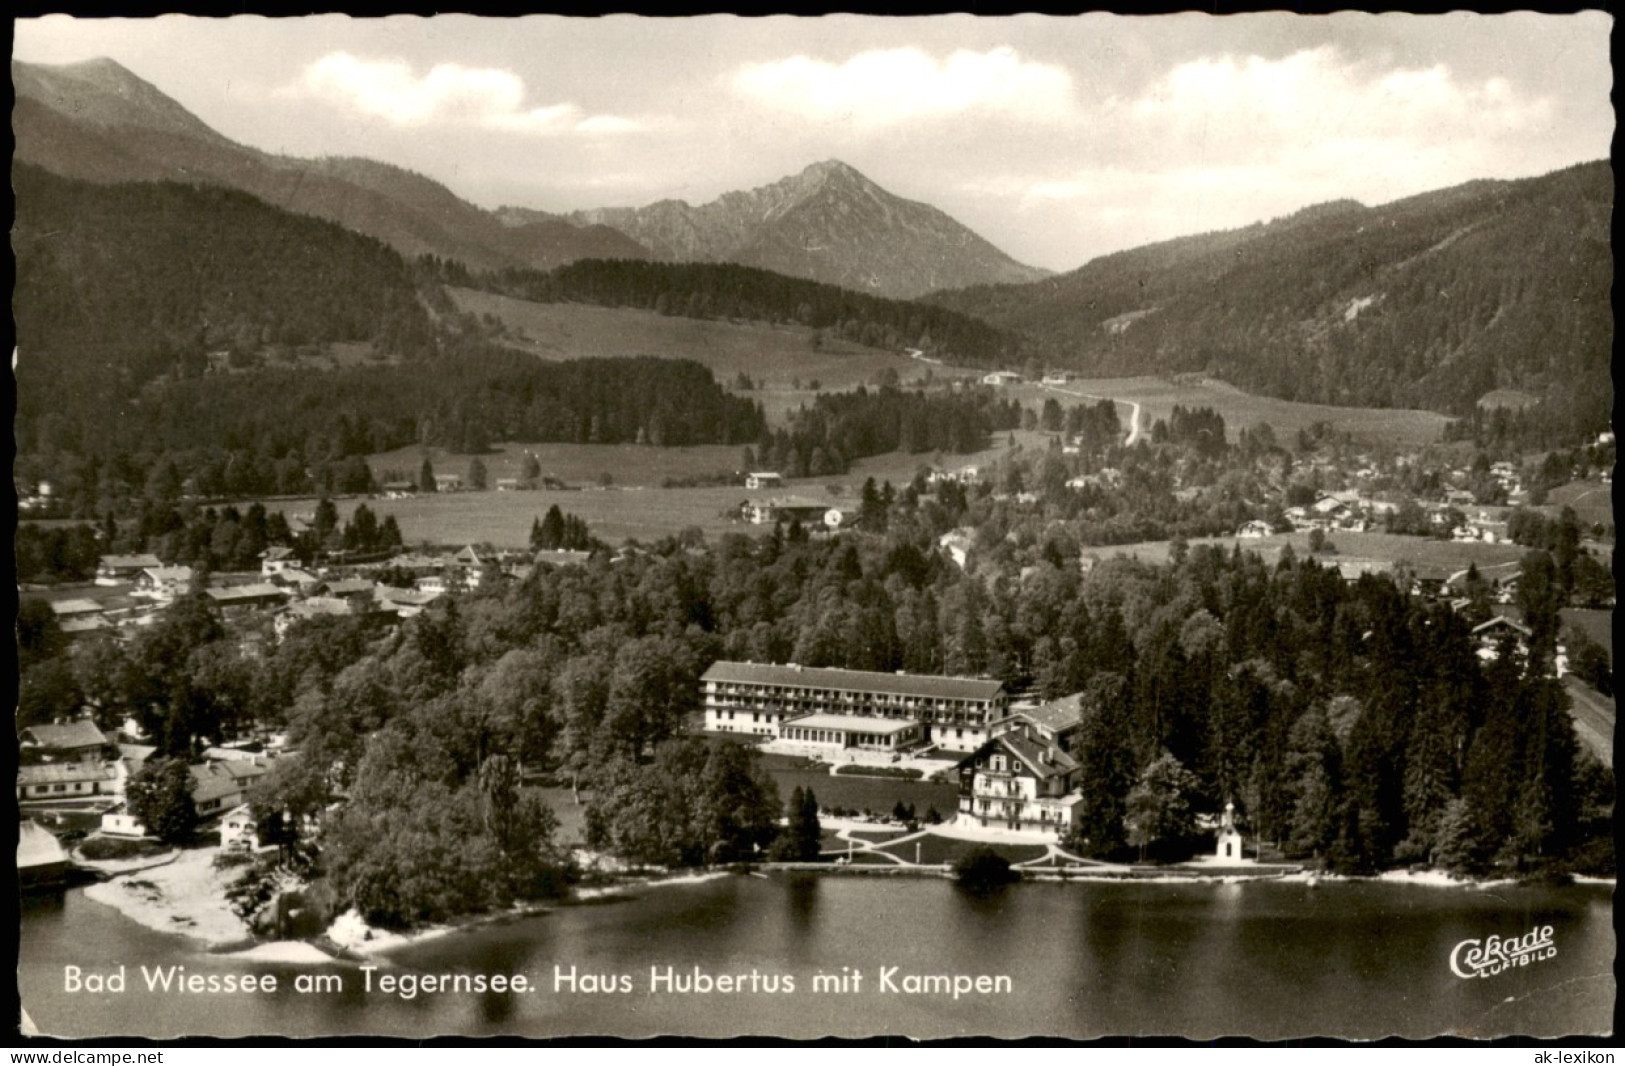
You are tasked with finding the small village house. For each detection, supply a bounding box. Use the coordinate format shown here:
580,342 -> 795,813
205,583 -> 290,615
957,722 -> 1084,839
96,553 -> 162,585
134,565 -> 196,600
20,720 -> 114,763
17,762 -> 118,802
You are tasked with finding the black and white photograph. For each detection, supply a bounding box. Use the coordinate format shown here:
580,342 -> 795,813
12,11 -> 1616,1043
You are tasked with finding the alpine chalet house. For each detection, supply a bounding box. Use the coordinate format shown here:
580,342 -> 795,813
700,661 -> 1008,753
956,693 -> 1088,838
95,553 -> 162,585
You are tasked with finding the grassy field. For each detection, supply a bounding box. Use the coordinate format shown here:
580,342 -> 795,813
278,426 -> 1046,548
1543,479 -> 1614,529
272,484 -> 764,548
763,765 -> 958,819
991,375 -> 1452,448
1090,529 -> 1529,575
449,288 -> 921,404
369,441 -> 744,489
875,835 -> 1050,866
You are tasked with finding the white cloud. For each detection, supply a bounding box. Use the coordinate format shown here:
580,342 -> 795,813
289,52 -> 645,135
731,46 -> 1074,127
948,45 -> 1564,265
1128,47 -> 1551,166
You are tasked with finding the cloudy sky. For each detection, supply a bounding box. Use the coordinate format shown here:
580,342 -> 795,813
14,14 -> 1613,272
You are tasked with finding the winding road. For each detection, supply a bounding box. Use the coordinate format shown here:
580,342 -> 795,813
1039,383 -> 1145,446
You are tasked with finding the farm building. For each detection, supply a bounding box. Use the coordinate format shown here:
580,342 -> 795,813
745,496 -> 828,526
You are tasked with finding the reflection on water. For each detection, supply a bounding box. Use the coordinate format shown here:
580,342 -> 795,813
18,874 -> 1615,1041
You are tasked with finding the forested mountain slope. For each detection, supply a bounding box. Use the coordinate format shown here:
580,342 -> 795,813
930,161 -> 1612,430
15,60 -> 1041,297
13,57 -> 655,272
12,166 -> 764,510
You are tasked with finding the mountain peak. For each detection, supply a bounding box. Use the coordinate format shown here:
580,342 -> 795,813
14,56 -> 229,143
794,159 -> 874,193
569,159 -> 1048,298
801,158 -> 862,179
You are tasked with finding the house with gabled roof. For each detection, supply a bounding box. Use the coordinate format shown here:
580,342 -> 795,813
20,720 -> 113,762
1471,615 -> 1532,660
134,565 -> 196,601
991,693 -> 1087,753
18,760 -> 118,801
49,598 -> 105,619
204,583 -> 289,612
956,723 -> 1084,839
189,759 -> 269,818
96,553 -> 162,585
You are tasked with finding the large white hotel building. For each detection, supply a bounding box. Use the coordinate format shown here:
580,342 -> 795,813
700,661 -> 1009,754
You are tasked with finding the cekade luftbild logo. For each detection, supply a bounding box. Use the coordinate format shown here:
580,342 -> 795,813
1449,924 -> 1557,979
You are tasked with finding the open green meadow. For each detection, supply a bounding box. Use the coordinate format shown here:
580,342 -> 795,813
449,287 -> 921,418
875,835 -> 1050,866
1090,529 -> 1529,576
995,375 -> 1451,448
1543,479 -> 1614,529
318,431 -> 1047,548
274,483 -> 767,548
370,441 -> 744,489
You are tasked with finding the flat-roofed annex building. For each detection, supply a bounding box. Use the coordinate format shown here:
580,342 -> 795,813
700,661 -> 1008,753
779,713 -> 922,751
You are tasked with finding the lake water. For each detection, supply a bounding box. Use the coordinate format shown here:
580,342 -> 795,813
19,874 -> 1614,1040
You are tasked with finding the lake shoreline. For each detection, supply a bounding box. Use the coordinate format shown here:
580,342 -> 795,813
79,838 -> 1615,964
